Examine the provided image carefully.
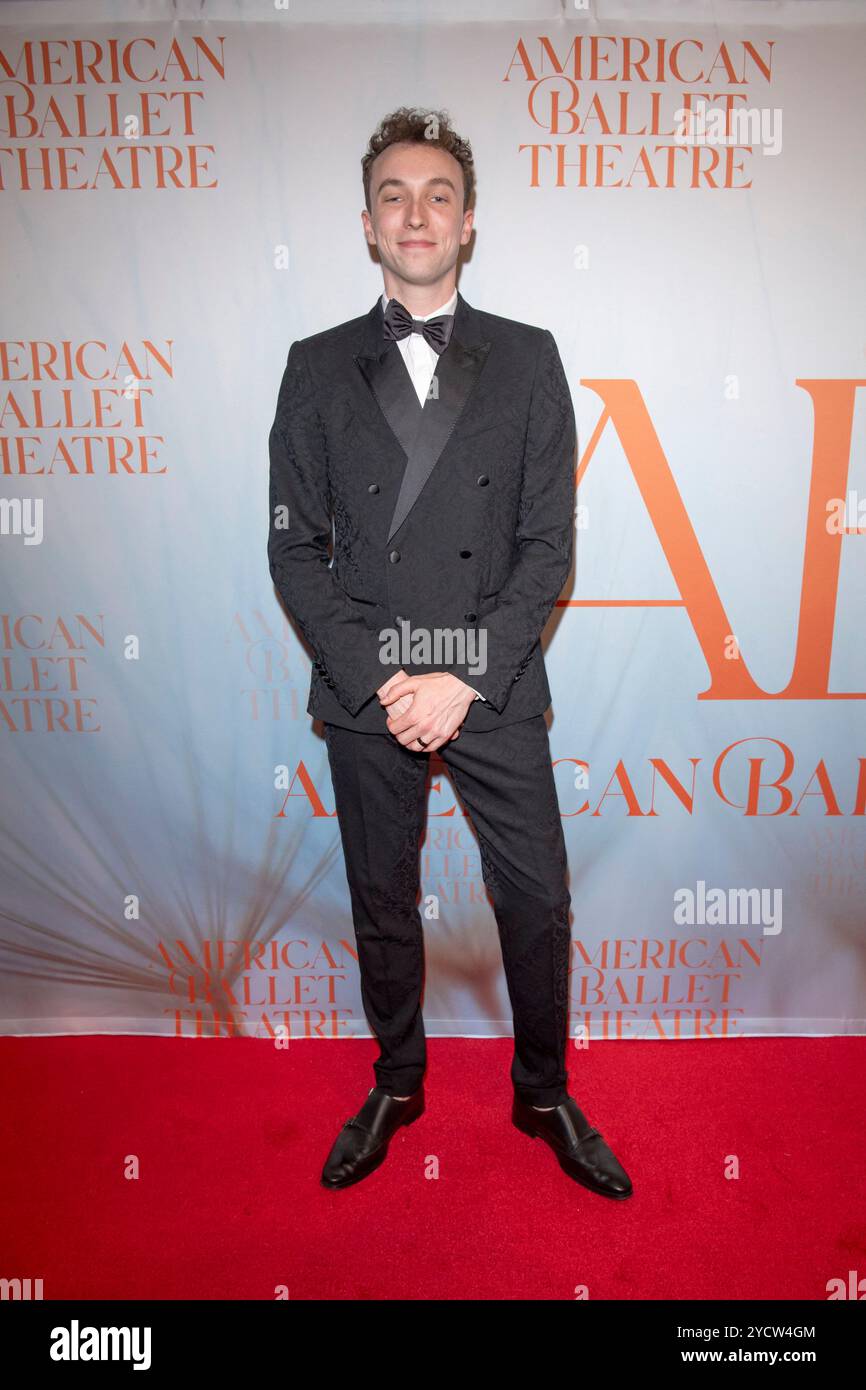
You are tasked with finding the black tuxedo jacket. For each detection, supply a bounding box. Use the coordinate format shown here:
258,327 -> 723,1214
267,289 -> 576,733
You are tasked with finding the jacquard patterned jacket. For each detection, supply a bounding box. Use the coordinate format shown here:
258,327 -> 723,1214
267,290 -> 577,733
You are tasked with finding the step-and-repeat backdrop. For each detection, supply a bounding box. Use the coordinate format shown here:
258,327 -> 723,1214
1,0 -> 864,1042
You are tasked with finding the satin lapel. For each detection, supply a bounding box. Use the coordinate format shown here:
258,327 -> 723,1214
353,291 -> 493,542
356,340 -> 425,458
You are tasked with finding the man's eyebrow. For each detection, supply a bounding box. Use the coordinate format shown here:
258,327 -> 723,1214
376,176 -> 457,195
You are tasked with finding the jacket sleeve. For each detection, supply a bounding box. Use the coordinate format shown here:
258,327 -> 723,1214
267,339 -> 391,716
462,328 -> 576,713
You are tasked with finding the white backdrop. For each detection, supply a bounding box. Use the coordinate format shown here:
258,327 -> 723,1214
1,0 -> 864,1042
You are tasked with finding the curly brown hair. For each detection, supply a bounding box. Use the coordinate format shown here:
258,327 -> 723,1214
361,106 -> 475,213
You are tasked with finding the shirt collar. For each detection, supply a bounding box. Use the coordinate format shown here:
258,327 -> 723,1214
380,287 -> 458,320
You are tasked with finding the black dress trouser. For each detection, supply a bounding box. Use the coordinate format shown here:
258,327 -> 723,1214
322,713 -> 572,1106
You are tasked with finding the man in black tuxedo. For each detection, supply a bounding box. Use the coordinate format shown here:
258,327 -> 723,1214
268,107 -> 631,1199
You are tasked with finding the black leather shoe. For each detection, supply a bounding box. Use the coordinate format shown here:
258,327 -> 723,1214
321,1085 -> 425,1190
512,1094 -> 633,1199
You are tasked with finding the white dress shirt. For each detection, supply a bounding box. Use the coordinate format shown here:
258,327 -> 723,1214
381,289 -> 485,704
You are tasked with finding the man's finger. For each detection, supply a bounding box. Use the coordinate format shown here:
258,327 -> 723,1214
387,711 -> 423,738
416,734 -> 446,752
379,679 -> 417,705
386,705 -> 426,735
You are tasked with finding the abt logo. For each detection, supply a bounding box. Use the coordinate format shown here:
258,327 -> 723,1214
49,1320 -> 152,1371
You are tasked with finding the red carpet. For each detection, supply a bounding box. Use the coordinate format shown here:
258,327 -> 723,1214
1,1035 -> 863,1300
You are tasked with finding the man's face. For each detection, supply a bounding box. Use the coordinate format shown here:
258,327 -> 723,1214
362,140 -> 473,291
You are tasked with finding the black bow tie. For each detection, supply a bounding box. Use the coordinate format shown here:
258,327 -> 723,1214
382,298 -> 455,354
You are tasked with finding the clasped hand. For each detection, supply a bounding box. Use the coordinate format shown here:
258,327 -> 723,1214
376,670 -> 475,752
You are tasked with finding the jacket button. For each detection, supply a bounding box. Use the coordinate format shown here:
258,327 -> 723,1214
459,549 -> 472,559
476,474 -> 489,486
389,549 -> 400,563
464,612 -> 477,622
368,482 -> 380,493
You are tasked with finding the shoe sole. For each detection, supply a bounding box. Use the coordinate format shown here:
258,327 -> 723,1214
321,1099 -> 425,1190
512,1107 -> 633,1200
